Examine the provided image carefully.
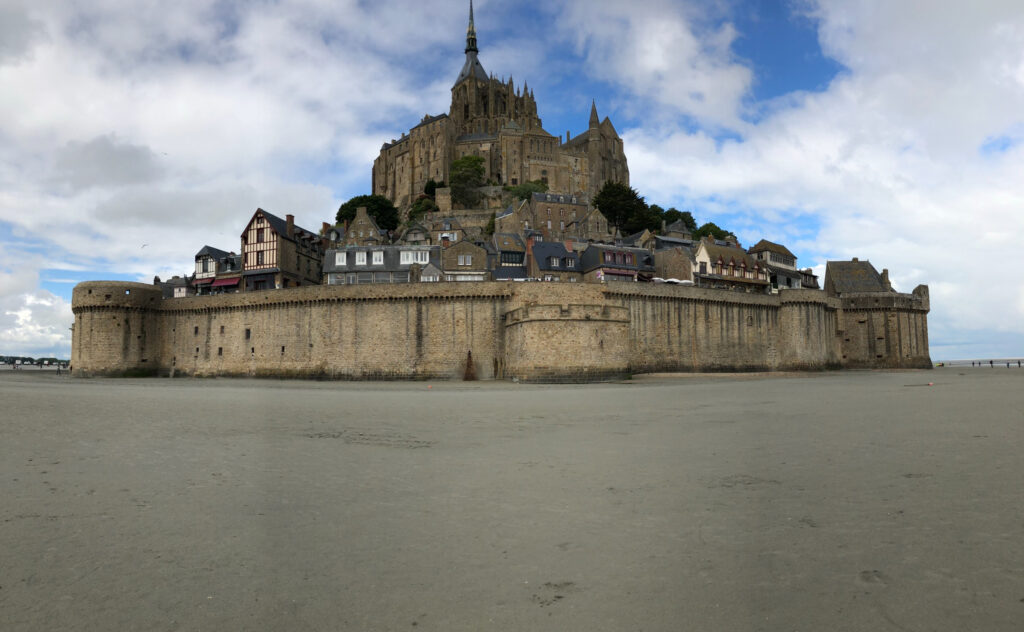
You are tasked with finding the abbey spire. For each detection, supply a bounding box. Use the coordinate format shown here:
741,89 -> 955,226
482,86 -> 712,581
455,0 -> 488,85
466,0 -> 478,53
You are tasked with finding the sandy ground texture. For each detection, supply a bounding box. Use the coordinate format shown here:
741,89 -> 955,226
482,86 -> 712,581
2,367 -> 1023,631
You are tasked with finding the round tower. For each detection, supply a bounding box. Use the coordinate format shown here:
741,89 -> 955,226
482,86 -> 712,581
71,281 -> 165,376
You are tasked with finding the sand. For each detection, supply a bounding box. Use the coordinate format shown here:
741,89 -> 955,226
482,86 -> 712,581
2,367 -> 1023,631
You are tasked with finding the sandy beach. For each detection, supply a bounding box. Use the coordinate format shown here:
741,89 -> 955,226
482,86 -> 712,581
2,367 -> 1023,631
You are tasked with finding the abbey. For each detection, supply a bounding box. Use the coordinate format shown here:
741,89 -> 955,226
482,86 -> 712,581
372,2 -> 629,210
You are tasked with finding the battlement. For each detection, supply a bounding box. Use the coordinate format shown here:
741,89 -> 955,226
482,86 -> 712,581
70,281 -> 931,380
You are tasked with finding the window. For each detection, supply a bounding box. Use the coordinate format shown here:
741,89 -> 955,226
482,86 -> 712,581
565,258 -> 575,267
402,251 -> 429,264
560,221 -> 565,230
550,257 -> 560,267
372,251 -> 383,265
604,252 -> 614,264
220,326 -> 224,334
547,220 -> 552,229
194,326 -> 199,335
218,347 -> 222,356
256,228 -> 264,243
700,262 -> 707,274
458,254 -> 472,266
245,328 -> 251,340
335,252 -> 346,266
256,251 -> 265,265
355,251 -> 367,265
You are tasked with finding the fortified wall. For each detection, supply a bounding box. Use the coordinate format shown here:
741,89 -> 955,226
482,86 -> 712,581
71,281 -> 931,381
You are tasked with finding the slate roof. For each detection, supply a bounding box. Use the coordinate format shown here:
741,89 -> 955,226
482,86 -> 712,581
455,132 -> 498,142
653,236 -> 695,250
700,240 -> 758,269
411,113 -> 448,131
195,245 -> 230,260
492,266 -> 528,280
493,232 -> 525,251
532,241 -> 581,272
254,208 -> 317,243
580,244 -> 654,273
825,260 -> 888,295
664,220 -> 693,234
531,192 -> 585,205
748,239 -> 796,259
323,245 -> 441,274
456,51 -> 489,84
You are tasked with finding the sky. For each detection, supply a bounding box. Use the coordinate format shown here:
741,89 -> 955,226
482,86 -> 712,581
1,0 -> 1023,361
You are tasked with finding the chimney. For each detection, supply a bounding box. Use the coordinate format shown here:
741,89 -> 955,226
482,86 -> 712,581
322,222 -> 330,235
882,268 -> 892,291
566,130 -> 570,143
286,214 -> 295,238
852,257 -> 859,262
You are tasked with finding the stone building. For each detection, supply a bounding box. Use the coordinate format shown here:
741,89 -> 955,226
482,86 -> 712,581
372,1 -> 629,210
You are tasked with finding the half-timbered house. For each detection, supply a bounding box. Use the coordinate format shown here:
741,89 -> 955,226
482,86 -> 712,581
240,208 -> 324,291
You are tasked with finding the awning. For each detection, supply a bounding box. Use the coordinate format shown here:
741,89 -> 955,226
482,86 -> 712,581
193,277 -> 214,285
211,277 -> 240,287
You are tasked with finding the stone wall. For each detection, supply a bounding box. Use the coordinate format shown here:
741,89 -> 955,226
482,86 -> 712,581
71,280 -> 931,380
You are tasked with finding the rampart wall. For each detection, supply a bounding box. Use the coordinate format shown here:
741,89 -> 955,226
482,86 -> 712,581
71,280 -> 931,381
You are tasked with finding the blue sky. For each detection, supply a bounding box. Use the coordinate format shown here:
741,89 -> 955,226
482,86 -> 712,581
1,0 -> 1023,361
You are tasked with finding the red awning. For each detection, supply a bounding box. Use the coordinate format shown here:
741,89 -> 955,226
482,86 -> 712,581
211,277 -> 240,287
193,277 -> 214,285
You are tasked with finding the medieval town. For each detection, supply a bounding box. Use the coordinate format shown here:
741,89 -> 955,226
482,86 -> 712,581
157,2 -> 897,304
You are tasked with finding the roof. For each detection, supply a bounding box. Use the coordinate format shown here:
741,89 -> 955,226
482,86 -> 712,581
455,132 -> 497,142
195,245 -> 230,260
532,241 -> 581,272
531,192 -> 586,205
411,113 -> 448,131
492,266 -> 528,280
664,220 -> 693,234
825,260 -> 888,295
580,243 -> 655,272
455,50 -> 488,85
748,239 -> 796,259
653,235 -> 695,249
699,239 -> 758,269
493,233 -> 525,251
251,208 -> 317,243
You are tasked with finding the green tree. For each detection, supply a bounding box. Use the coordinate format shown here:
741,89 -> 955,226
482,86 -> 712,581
593,181 -> 649,234
485,211 -> 496,236
505,179 -> 548,201
424,179 -> 440,197
693,222 -> 730,240
662,208 -> 697,233
449,156 -> 486,208
408,195 -> 439,224
336,194 -> 400,231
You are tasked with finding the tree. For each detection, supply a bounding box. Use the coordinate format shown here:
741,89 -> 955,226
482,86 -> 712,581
336,194 -> 400,231
593,181 -> 648,235
408,195 -> 439,224
449,155 -> 486,208
424,179 -> 443,197
485,211 -> 496,236
505,179 -> 547,201
693,222 -> 730,240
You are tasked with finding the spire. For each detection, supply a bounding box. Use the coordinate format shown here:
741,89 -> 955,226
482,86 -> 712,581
589,100 -> 600,127
454,0 -> 488,85
466,0 -> 478,53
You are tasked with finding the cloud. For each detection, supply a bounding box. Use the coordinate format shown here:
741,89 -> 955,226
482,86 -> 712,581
52,134 -> 163,191
0,1 -> 46,63
556,0 -> 753,131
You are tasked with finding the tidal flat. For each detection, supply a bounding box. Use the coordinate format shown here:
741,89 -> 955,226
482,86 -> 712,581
2,368 -> 1023,631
